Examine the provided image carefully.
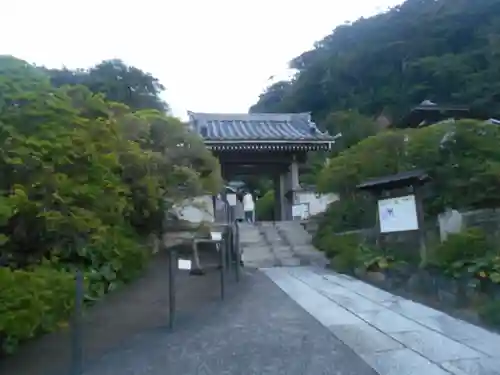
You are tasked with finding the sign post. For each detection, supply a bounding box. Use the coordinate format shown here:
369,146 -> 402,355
292,203 -> 308,221
71,268 -> 84,375
226,193 -> 240,279
168,248 -> 177,329
234,221 -> 240,282
211,231 -> 225,300
357,170 -> 430,265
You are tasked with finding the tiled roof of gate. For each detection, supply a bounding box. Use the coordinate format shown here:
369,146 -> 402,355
187,111 -> 334,142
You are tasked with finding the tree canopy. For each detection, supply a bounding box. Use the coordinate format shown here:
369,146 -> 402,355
42,59 -> 169,113
0,55 -> 220,266
252,0 -> 500,124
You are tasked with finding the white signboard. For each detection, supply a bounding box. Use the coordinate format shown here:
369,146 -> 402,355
210,231 -> 222,241
378,194 -> 419,233
178,259 -> 192,270
292,204 -> 308,219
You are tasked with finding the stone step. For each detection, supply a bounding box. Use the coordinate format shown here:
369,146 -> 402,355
239,220 -> 327,268
271,246 -> 294,255
244,259 -> 278,268
280,258 -> 301,267
293,245 -> 322,254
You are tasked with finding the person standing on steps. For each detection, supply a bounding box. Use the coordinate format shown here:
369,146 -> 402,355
242,190 -> 255,223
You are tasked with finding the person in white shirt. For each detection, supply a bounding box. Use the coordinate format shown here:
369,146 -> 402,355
242,191 -> 255,223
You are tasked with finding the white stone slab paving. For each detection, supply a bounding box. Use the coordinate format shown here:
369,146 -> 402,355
289,267 -> 385,314
329,323 -> 404,354
417,314 -> 494,342
356,309 -> 427,333
461,335 -> 500,358
381,299 -> 444,320
324,291 -> 385,313
389,330 -> 483,363
263,268 -> 364,326
442,358 -> 500,375
348,282 -> 400,303
360,348 -> 451,375
263,267 -> 500,375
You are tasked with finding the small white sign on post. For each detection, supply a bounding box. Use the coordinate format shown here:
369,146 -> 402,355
378,194 -> 419,233
292,204 -> 307,219
210,231 -> 222,241
226,193 -> 237,207
178,259 -> 192,270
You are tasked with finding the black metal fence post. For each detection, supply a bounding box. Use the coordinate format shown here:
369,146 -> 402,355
234,222 -> 240,282
219,241 -> 226,300
226,228 -> 232,272
168,248 -> 177,329
71,268 -> 84,375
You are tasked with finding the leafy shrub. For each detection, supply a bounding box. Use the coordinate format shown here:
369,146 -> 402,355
0,265 -> 75,354
332,233 -> 361,256
80,227 -> 150,301
316,196 -> 375,234
478,299 -> 500,327
362,254 -> 398,272
255,190 -> 275,221
433,228 -> 490,265
320,233 -> 364,273
426,228 -> 500,293
312,221 -> 335,254
431,228 -> 491,273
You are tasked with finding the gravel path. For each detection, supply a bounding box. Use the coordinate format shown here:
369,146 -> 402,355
82,270 -> 377,375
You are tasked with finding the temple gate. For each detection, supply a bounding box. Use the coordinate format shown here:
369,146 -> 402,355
188,111 -> 336,221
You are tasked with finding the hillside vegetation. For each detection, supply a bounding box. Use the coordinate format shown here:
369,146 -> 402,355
252,0 -> 500,134
249,0 -> 500,209
0,56 -> 221,354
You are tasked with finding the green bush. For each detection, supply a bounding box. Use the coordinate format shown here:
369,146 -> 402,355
0,265 -> 75,354
318,233 -> 361,272
80,227 -> 151,301
315,227 -> 404,274
479,299 -> 500,327
432,228 -> 490,266
330,246 -> 362,273
330,233 -> 359,258
255,190 -> 275,221
315,196 -> 376,234
312,222 -> 334,254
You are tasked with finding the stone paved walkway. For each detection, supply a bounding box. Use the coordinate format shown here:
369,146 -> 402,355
81,269 -> 378,375
264,266 -> 500,375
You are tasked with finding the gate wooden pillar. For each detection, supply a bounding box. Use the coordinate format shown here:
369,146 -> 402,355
284,158 -> 300,220
273,173 -> 285,221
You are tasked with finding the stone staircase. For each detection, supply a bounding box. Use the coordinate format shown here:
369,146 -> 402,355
260,222 -> 300,267
239,222 -> 276,268
239,221 -> 328,269
275,221 -> 329,268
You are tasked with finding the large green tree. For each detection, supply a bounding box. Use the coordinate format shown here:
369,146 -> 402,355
0,56 -> 222,353
42,59 -> 169,113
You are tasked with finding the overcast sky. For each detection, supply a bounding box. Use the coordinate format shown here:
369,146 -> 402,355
1,0 -> 402,119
